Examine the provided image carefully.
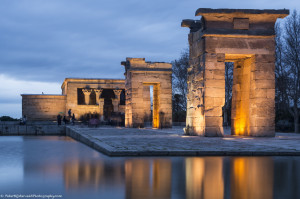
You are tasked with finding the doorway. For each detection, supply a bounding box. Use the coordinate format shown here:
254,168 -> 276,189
143,83 -> 160,128
225,54 -> 254,136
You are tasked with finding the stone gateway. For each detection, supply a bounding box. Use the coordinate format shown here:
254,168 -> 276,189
182,8 -> 289,137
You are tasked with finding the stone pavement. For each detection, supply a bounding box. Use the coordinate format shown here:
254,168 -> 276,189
66,126 -> 300,156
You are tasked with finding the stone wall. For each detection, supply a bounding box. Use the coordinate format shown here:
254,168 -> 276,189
22,95 -> 66,121
0,121 -> 65,135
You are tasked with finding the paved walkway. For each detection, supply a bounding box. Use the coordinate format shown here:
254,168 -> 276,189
66,126 -> 300,156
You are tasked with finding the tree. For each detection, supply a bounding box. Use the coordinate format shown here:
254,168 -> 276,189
275,21 -> 293,124
0,116 -> 19,121
282,10 -> 300,133
224,62 -> 233,126
172,48 -> 189,117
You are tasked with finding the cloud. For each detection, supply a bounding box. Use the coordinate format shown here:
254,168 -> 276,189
0,74 -> 61,117
0,0 -> 299,117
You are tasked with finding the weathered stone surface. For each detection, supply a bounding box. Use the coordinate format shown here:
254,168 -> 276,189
205,88 -> 225,98
205,107 -> 222,117
206,116 -> 223,126
233,18 -> 249,30
255,79 -> 275,89
22,95 -> 66,121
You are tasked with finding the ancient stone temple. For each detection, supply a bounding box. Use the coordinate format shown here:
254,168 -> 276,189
21,58 -> 172,128
182,8 -> 289,137
22,78 -> 126,121
122,58 -> 172,128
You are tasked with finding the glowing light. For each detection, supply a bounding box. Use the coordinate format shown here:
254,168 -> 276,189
223,138 -> 236,140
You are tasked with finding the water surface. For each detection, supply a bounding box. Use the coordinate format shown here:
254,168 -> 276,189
0,136 -> 299,199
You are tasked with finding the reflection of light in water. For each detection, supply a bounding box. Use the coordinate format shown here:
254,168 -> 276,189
125,159 -> 171,199
63,160 -> 124,191
231,157 -> 273,199
185,157 -> 224,199
223,138 -> 236,140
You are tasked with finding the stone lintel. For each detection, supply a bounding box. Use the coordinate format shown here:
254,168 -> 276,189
196,8 -> 289,18
128,68 -> 172,72
61,78 -> 125,89
191,8 -> 289,37
121,57 -> 172,71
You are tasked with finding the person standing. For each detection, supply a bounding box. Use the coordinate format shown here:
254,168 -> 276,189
63,116 -> 68,125
71,113 -> 76,125
57,114 -> 62,125
68,109 -> 72,117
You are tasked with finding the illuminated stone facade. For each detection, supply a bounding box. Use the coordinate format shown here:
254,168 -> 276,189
22,58 -> 172,128
182,8 -> 289,136
122,58 -> 172,128
22,78 -> 126,121
61,78 -> 126,120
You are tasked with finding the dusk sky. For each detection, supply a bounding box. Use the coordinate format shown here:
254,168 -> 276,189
0,0 -> 299,118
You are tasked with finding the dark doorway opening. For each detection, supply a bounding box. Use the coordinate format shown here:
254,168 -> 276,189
223,62 -> 233,127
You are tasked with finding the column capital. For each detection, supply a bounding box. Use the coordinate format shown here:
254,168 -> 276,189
82,88 -> 92,95
95,88 -> 103,105
113,89 -> 122,99
82,89 -> 92,105
94,88 -> 103,94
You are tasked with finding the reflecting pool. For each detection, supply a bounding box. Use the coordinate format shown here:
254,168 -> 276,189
0,136 -> 299,199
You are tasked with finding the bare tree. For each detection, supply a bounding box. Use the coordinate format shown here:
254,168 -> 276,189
275,21 -> 292,121
224,62 -> 233,126
172,48 -> 189,111
282,10 -> 300,133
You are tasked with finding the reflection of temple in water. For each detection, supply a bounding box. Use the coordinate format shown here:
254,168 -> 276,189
20,143 -> 300,199
59,157 -> 300,199
184,157 -> 275,199
63,160 -> 125,190
125,159 -> 172,199
185,157 -> 224,199
230,157 -> 273,199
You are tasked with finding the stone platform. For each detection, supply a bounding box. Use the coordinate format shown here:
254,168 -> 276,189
66,126 -> 300,156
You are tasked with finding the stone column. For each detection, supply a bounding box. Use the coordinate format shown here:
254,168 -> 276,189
99,98 -> 105,117
82,89 -> 92,105
112,89 -> 122,112
249,54 -> 275,136
204,53 -> 225,137
94,88 -> 103,105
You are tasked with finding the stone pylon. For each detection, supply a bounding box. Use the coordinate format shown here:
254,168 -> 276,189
182,8 -> 289,137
